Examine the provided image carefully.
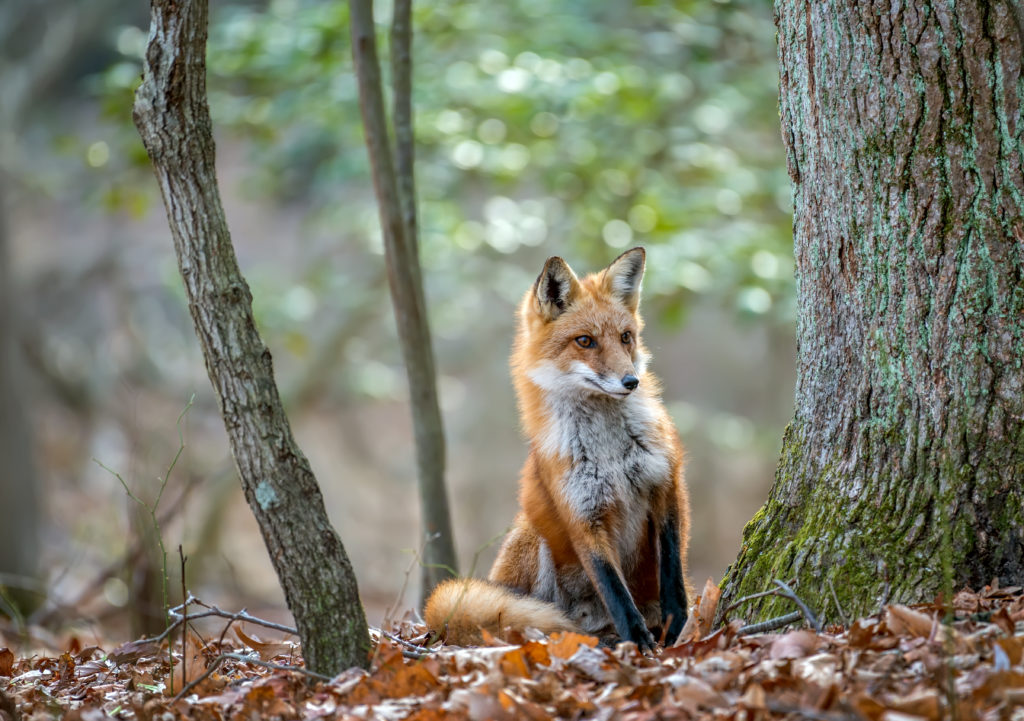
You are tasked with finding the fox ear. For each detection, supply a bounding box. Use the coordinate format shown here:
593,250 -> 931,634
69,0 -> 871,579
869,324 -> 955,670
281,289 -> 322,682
533,256 -> 580,320
603,247 -> 645,311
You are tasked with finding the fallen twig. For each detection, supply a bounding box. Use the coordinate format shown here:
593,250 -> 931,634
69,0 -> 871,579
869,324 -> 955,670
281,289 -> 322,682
720,578 -> 798,620
143,596 -> 297,645
773,579 -> 822,632
828,578 -> 849,627
179,547 -> 188,694
216,608 -> 250,647
735,611 -> 803,636
172,651 -> 330,702
377,629 -> 436,655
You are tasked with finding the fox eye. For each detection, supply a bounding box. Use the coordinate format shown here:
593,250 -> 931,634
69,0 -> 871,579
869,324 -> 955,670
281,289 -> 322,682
575,335 -> 595,348
621,331 -> 632,344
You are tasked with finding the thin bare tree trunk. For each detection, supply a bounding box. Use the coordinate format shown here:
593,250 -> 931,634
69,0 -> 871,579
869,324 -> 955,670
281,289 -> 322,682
0,0 -> 121,620
0,177 -> 41,617
349,0 -> 457,599
133,0 -> 369,673
721,0 -> 1024,623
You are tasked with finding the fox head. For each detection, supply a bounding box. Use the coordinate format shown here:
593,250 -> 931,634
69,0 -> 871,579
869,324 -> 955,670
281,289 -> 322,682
514,247 -> 650,400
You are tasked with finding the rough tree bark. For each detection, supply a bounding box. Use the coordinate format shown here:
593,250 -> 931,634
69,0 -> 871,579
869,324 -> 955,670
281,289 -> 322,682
721,1 -> 1024,622
133,0 -> 369,673
349,0 -> 457,599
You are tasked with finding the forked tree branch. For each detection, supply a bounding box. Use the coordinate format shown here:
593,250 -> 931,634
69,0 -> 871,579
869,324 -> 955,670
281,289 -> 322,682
349,0 -> 457,598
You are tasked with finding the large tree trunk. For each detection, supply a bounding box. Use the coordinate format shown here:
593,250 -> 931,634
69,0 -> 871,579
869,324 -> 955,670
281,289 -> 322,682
721,1 -> 1024,622
133,0 -> 369,673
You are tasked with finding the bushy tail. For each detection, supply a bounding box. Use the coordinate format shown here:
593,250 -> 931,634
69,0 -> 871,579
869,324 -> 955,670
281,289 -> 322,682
424,578 -> 577,646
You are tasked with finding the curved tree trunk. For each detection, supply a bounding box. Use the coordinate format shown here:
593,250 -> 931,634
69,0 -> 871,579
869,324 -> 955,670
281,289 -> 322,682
721,0 -> 1024,622
133,0 -> 369,673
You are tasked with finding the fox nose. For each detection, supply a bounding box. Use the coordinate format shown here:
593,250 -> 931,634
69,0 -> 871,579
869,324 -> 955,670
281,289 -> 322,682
621,374 -> 639,391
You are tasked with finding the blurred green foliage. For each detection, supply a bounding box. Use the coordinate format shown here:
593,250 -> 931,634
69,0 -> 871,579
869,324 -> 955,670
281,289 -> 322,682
98,0 -> 793,335
79,0 -> 801,454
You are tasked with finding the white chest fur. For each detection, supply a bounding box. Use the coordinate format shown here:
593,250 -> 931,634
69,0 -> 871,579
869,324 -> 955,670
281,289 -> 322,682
528,363 -> 672,552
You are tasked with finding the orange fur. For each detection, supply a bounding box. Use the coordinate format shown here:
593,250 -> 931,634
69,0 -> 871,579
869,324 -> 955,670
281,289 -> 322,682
425,248 -> 691,647
423,578 -> 576,645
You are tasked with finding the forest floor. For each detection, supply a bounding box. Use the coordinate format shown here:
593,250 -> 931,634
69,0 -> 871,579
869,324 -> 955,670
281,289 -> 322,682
2,583 -> 1023,720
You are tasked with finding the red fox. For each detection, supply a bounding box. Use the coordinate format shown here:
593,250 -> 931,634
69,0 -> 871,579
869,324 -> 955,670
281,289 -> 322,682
425,247 -> 690,649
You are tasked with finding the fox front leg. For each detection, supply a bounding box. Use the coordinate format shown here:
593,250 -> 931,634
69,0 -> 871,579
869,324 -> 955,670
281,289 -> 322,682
658,509 -> 688,644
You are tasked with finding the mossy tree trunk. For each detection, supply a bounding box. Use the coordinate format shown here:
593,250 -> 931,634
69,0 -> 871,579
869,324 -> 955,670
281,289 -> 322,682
134,0 -> 370,673
721,0 -> 1024,623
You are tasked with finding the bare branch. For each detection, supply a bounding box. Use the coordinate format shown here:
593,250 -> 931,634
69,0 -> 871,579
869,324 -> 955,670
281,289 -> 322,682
719,578 -> 798,620
142,596 -> 298,645
773,579 -> 822,632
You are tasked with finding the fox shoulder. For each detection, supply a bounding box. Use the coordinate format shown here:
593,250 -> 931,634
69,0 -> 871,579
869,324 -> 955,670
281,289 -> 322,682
424,578 -> 576,646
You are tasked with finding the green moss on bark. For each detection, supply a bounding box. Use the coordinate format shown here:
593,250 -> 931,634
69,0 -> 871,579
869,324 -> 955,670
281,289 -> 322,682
723,0 -> 1024,626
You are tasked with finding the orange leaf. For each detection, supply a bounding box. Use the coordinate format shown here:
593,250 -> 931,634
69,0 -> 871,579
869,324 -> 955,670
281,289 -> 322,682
519,640 -> 551,667
675,577 -> 722,644
382,660 -> 442,698
499,648 -> 530,678
849,693 -> 886,721
997,637 -> 1024,666
547,631 -> 598,659
695,577 -> 722,639
885,689 -> 942,720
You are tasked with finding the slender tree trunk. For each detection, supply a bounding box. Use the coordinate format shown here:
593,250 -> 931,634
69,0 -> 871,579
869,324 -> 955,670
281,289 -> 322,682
133,0 -> 369,673
349,0 -> 457,599
721,0 -> 1024,622
0,0 -> 122,620
0,177 -> 42,617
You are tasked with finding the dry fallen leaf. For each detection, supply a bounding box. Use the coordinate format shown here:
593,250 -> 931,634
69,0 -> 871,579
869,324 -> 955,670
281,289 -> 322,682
0,648 -> 13,677
884,688 -> 942,720
234,626 -> 294,662
737,682 -> 767,709
886,605 -> 936,639
695,578 -> 723,640
8,586 -> 1024,721
546,631 -> 598,660
676,577 -> 722,644
167,633 -> 205,696
769,630 -> 819,660
107,639 -> 160,666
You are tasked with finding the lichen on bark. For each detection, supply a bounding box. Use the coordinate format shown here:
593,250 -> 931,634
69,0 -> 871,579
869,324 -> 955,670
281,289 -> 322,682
721,0 -> 1024,624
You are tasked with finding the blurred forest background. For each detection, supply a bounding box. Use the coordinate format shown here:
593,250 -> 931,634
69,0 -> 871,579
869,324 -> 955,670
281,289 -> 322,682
1,0 -> 796,639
